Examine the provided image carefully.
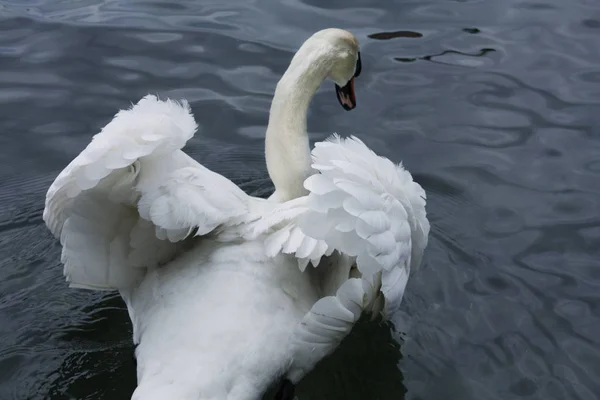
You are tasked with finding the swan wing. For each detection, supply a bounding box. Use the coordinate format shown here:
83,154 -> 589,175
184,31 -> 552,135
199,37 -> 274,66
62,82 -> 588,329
255,135 -> 429,378
262,134 -> 430,307
44,95 -> 253,291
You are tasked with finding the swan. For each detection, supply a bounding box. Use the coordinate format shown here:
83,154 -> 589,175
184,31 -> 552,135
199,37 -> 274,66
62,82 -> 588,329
43,28 -> 429,400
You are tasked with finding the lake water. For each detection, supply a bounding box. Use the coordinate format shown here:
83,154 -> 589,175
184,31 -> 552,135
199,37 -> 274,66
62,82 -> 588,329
1,0 -> 599,399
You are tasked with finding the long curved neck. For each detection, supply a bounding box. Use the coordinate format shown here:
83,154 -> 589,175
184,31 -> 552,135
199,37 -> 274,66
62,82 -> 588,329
265,46 -> 330,202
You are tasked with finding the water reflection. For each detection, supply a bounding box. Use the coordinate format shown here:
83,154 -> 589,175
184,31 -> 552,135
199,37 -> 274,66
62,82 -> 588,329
295,319 -> 406,400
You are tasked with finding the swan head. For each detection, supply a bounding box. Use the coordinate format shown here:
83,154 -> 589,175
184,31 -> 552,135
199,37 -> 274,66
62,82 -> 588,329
292,28 -> 362,110
314,28 -> 362,111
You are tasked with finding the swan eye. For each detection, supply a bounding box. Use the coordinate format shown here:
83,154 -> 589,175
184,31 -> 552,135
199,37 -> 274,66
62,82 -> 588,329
354,52 -> 362,78
274,379 -> 295,400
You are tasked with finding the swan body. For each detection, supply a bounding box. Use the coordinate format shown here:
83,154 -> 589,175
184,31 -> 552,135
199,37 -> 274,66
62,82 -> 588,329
44,28 -> 429,400
129,242 -> 316,400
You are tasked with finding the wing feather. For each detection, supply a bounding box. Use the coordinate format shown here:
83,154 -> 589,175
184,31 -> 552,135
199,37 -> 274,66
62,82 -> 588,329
255,135 -> 429,383
280,135 -> 429,382
44,95 -> 255,291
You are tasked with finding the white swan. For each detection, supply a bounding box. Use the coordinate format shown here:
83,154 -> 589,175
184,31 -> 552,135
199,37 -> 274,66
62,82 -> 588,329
43,28 -> 429,400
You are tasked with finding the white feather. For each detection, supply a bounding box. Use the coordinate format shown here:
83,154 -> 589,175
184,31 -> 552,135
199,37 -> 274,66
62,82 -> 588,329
257,135 -> 429,375
43,95 -> 258,291
44,41 -> 430,398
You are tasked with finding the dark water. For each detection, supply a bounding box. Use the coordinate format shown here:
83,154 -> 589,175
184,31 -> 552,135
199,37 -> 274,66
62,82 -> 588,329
1,0 -> 600,399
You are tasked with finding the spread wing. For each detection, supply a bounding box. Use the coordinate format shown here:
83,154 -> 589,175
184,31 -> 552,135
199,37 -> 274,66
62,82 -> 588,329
248,135 -> 430,380
44,95 -> 256,291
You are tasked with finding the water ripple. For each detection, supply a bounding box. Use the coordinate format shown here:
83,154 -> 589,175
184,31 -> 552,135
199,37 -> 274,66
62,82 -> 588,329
1,0 -> 600,399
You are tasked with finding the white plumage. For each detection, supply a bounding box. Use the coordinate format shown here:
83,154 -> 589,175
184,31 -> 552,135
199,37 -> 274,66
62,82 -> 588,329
43,28 -> 429,400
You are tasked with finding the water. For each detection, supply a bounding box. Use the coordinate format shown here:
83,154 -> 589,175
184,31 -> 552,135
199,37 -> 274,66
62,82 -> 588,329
1,0 -> 599,399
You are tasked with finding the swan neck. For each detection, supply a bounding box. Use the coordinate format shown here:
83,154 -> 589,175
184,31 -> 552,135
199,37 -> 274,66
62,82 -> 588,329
265,50 -> 329,202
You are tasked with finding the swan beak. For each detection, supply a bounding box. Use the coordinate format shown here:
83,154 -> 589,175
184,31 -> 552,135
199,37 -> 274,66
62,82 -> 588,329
335,77 -> 356,111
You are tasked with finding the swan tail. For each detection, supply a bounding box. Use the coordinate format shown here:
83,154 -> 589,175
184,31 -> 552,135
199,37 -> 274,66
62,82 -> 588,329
44,95 -> 201,290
